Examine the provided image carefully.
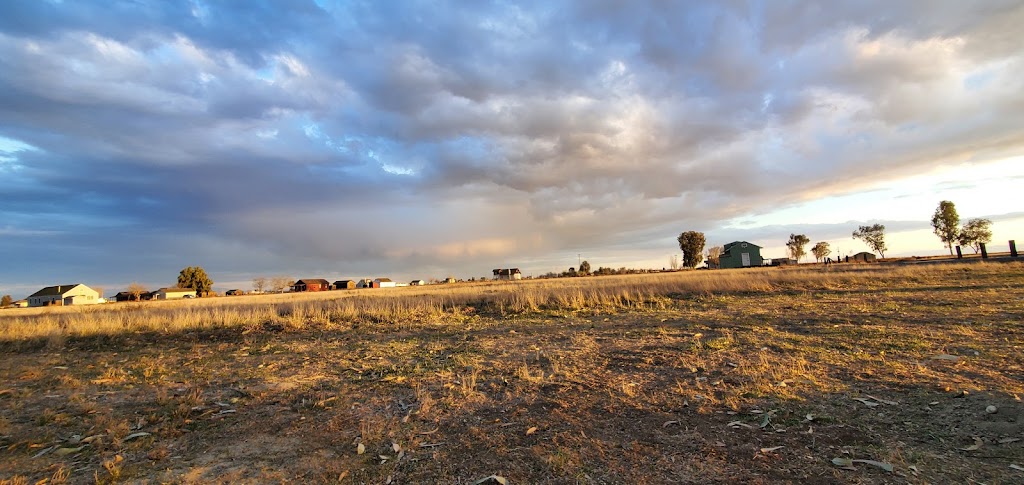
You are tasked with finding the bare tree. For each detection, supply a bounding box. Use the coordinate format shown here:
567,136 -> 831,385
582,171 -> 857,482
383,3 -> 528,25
706,246 -> 723,269
127,282 -> 148,301
252,276 -> 267,293
669,254 -> 680,270
270,276 -> 293,293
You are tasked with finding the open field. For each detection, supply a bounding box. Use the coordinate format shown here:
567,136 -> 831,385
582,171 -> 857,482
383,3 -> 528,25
2,262 -> 1023,483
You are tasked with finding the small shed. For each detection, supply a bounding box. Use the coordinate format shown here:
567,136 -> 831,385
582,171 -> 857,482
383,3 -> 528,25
443,277 -> 456,284
356,279 -> 374,289
293,279 -> 331,292
226,289 -> 244,296
850,252 -> 877,263
410,279 -> 426,286
719,241 -> 764,269
333,280 -> 356,290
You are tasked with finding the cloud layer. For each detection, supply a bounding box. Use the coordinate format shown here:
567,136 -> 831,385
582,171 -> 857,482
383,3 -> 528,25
2,0 -> 1023,293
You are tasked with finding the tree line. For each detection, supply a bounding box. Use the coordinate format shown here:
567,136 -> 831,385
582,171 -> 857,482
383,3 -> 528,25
673,200 -> 994,269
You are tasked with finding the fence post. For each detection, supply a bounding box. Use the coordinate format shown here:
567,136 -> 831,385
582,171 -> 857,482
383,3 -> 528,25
955,246 -> 963,259
1011,240 -> 1018,258
980,242 -> 988,259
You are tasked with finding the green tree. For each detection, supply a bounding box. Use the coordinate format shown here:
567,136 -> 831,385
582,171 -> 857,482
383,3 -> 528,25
786,234 -> 810,262
0,295 -> 12,308
852,223 -> 887,258
811,241 -> 831,262
931,201 -> 960,255
578,260 -> 591,276
958,218 -> 992,254
177,266 -> 213,297
676,231 -> 706,268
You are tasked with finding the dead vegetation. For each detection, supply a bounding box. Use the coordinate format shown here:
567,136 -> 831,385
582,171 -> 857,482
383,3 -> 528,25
1,261 -> 1022,483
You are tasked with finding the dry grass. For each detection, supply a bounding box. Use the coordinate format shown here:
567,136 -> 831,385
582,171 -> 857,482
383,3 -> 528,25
1,261 -> 1022,483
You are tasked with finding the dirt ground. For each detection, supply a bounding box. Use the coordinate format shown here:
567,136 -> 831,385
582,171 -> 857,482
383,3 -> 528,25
1,264 -> 1023,483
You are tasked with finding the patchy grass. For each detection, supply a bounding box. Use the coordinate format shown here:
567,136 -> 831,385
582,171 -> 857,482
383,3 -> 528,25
1,262 -> 1022,483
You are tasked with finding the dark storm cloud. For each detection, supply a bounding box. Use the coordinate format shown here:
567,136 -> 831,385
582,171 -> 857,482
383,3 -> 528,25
1,0 -> 1023,296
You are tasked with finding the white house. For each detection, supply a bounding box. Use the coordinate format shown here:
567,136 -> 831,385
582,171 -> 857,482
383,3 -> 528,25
410,279 -> 426,286
27,284 -> 101,307
492,268 -> 523,280
153,287 -> 197,300
374,278 -> 397,288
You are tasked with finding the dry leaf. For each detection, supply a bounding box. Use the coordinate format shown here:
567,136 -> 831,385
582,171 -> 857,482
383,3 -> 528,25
852,459 -> 894,472
760,446 -> 783,453
865,395 -> 898,405
960,437 -> 983,451
1010,464 -> 1024,471
853,398 -> 879,408
832,457 -> 855,469
662,420 -> 679,428
473,475 -> 508,485
357,443 -> 365,455
998,438 -> 1021,444
932,354 -> 959,361
526,426 -> 537,435
124,432 -> 150,441
727,421 -> 754,429
392,443 -> 401,453
55,446 -> 85,456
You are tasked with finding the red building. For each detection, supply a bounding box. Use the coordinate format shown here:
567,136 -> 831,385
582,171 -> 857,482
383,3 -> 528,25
292,279 -> 331,292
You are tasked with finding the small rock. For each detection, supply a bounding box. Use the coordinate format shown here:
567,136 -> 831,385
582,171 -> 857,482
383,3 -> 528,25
986,405 -> 997,414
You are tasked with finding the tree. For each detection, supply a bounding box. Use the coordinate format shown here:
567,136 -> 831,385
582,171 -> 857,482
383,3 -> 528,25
852,224 -> 887,258
707,246 -> 723,269
931,200 -> 960,255
786,234 -> 810,262
578,260 -> 591,276
0,295 -> 11,308
958,218 -> 992,254
177,266 -> 213,297
126,282 -> 148,302
252,276 -> 267,293
811,242 -> 831,262
676,231 -> 706,269
270,276 -> 293,293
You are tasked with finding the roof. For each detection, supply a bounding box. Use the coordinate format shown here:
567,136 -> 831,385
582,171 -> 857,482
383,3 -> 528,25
156,287 -> 195,293
723,241 -> 761,251
493,268 -> 521,275
333,279 -> 355,284
28,284 -> 85,298
374,278 -> 393,282
852,252 -> 876,257
296,279 -> 330,285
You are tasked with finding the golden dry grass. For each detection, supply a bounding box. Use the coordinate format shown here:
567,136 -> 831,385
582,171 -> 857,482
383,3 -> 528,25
1,261 -> 1022,483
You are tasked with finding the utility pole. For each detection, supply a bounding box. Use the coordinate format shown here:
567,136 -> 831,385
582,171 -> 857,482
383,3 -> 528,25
578,253 -> 581,267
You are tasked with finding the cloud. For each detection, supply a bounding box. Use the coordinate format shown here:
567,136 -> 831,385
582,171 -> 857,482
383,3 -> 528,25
2,1 -> 1023,296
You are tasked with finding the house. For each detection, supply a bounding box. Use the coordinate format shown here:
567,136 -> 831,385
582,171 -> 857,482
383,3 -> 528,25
225,289 -> 244,296
492,268 -> 523,280
374,278 -> 397,288
356,278 -> 375,289
850,252 -> 877,263
443,277 -> 456,284
27,284 -> 101,307
12,300 -> 28,308
114,291 -> 151,302
410,279 -> 426,286
719,241 -> 764,269
333,280 -> 356,290
153,287 -> 196,300
292,279 -> 331,292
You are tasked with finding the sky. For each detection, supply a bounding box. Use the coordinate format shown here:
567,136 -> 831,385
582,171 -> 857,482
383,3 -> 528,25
1,0 -> 1023,298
